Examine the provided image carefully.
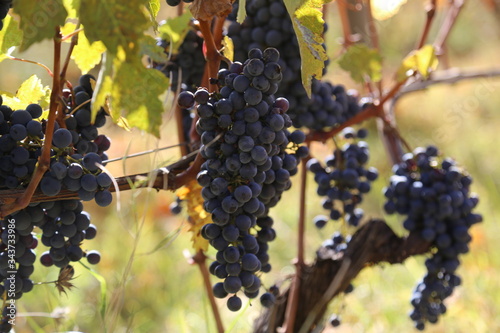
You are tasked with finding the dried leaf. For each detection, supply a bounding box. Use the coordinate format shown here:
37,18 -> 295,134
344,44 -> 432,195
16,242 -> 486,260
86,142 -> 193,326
190,0 -> 233,21
56,265 -> 76,295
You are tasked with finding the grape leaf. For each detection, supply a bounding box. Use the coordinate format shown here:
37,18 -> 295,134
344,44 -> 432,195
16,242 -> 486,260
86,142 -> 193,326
158,12 -> 193,55
78,0 -> 151,56
147,0 -> 161,28
92,54 -> 168,137
0,75 -> 51,110
283,0 -> 329,97
237,0 -> 247,23
338,44 -> 382,84
222,35 -> 234,62
176,180 -> 210,253
140,35 -> 168,63
60,22 -> 77,41
0,15 -> 23,62
13,0 -> 68,51
72,30 -> 106,74
62,0 -> 79,18
396,45 -> 438,82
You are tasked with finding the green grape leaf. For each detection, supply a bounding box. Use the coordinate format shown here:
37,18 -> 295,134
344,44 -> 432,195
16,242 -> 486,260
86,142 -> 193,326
92,53 -> 168,137
158,11 -> 193,55
338,44 -> 382,84
140,34 -> 168,63
0,15 -> 23,62
147,0 -> 161,28
72,30 -> 106,74
283,0 -> 329,97
396,44 -> 438,82
237,0 -> 247,23
1,75 -> 51,110
78,0 -> 151,56
13,0 -> 68,51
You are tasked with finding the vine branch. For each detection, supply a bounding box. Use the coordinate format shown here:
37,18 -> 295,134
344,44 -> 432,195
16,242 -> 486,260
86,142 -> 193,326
253,219 -> 432,332
0,28 -> 63,218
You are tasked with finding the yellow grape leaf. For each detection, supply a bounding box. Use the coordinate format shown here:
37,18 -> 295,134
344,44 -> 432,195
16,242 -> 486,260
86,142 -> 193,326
222,35 -> 234,62
176,180 -> 210,252
63,0 -> 79,18
0,15 -> 23,62
1,75 -> 51,110
72,30 -> 106,74
60,22 -> 77,43
283,0 -> 329,97
237,0 -> 247,23
371,0 -> 408,21
396,44 -> 438,82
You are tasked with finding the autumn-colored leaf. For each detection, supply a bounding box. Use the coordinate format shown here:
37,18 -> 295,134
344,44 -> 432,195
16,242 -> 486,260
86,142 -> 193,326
176,180 -> 211,252
396,45 -> 438,82
283,0 -> 329,97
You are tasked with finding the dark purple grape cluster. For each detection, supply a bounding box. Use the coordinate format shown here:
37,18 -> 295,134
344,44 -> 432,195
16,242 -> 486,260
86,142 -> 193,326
0,75 -> 109,331
0,75 -> 113,206
227,0 -> 361,131
308,128 -> 378,227
153,29 -> 205,93
0,0 -> 12,31
0,199 -> 101,332
191,47 -> 307,311
383,146 -> 482,330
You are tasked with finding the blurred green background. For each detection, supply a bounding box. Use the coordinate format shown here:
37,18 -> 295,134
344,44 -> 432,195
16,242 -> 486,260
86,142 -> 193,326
1,1 -> 500,332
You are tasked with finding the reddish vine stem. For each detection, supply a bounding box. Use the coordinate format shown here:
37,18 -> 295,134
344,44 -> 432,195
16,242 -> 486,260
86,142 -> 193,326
191,251 -> 225,333
417,0 -> 437,49
58,25 -> 80,128
337,0 -> 354,47
434,0 -> 465,54
198,19 -> 221,92
174,101 -> 190,156
0,28 -> 63,218
365,0 -> 382,95
281,149 -> 309,332
306,103 -> 379,142
213,16 -> 226,48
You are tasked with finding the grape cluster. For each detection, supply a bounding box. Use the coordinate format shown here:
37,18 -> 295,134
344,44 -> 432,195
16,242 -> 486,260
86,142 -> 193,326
154,29 -> 205,93
0,75 -> 108,331
0,75 -> 113,206
383,146 -> 482,330
0,0 -> 12,31
227,0 -> 362,131
308,128 -> 378,227
187,47 -> 307,311
0,200 -> 101,332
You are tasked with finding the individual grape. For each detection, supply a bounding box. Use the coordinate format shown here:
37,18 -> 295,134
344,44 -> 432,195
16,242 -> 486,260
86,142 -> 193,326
86,250 -> 101,264
40,176 -> 62,196
95,190 -> 113,207
52,128 -> 72,148
227,295 -> 242,311
177,91 -> 195,109
82,152 -> 102,172
260,292 -> 276,307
